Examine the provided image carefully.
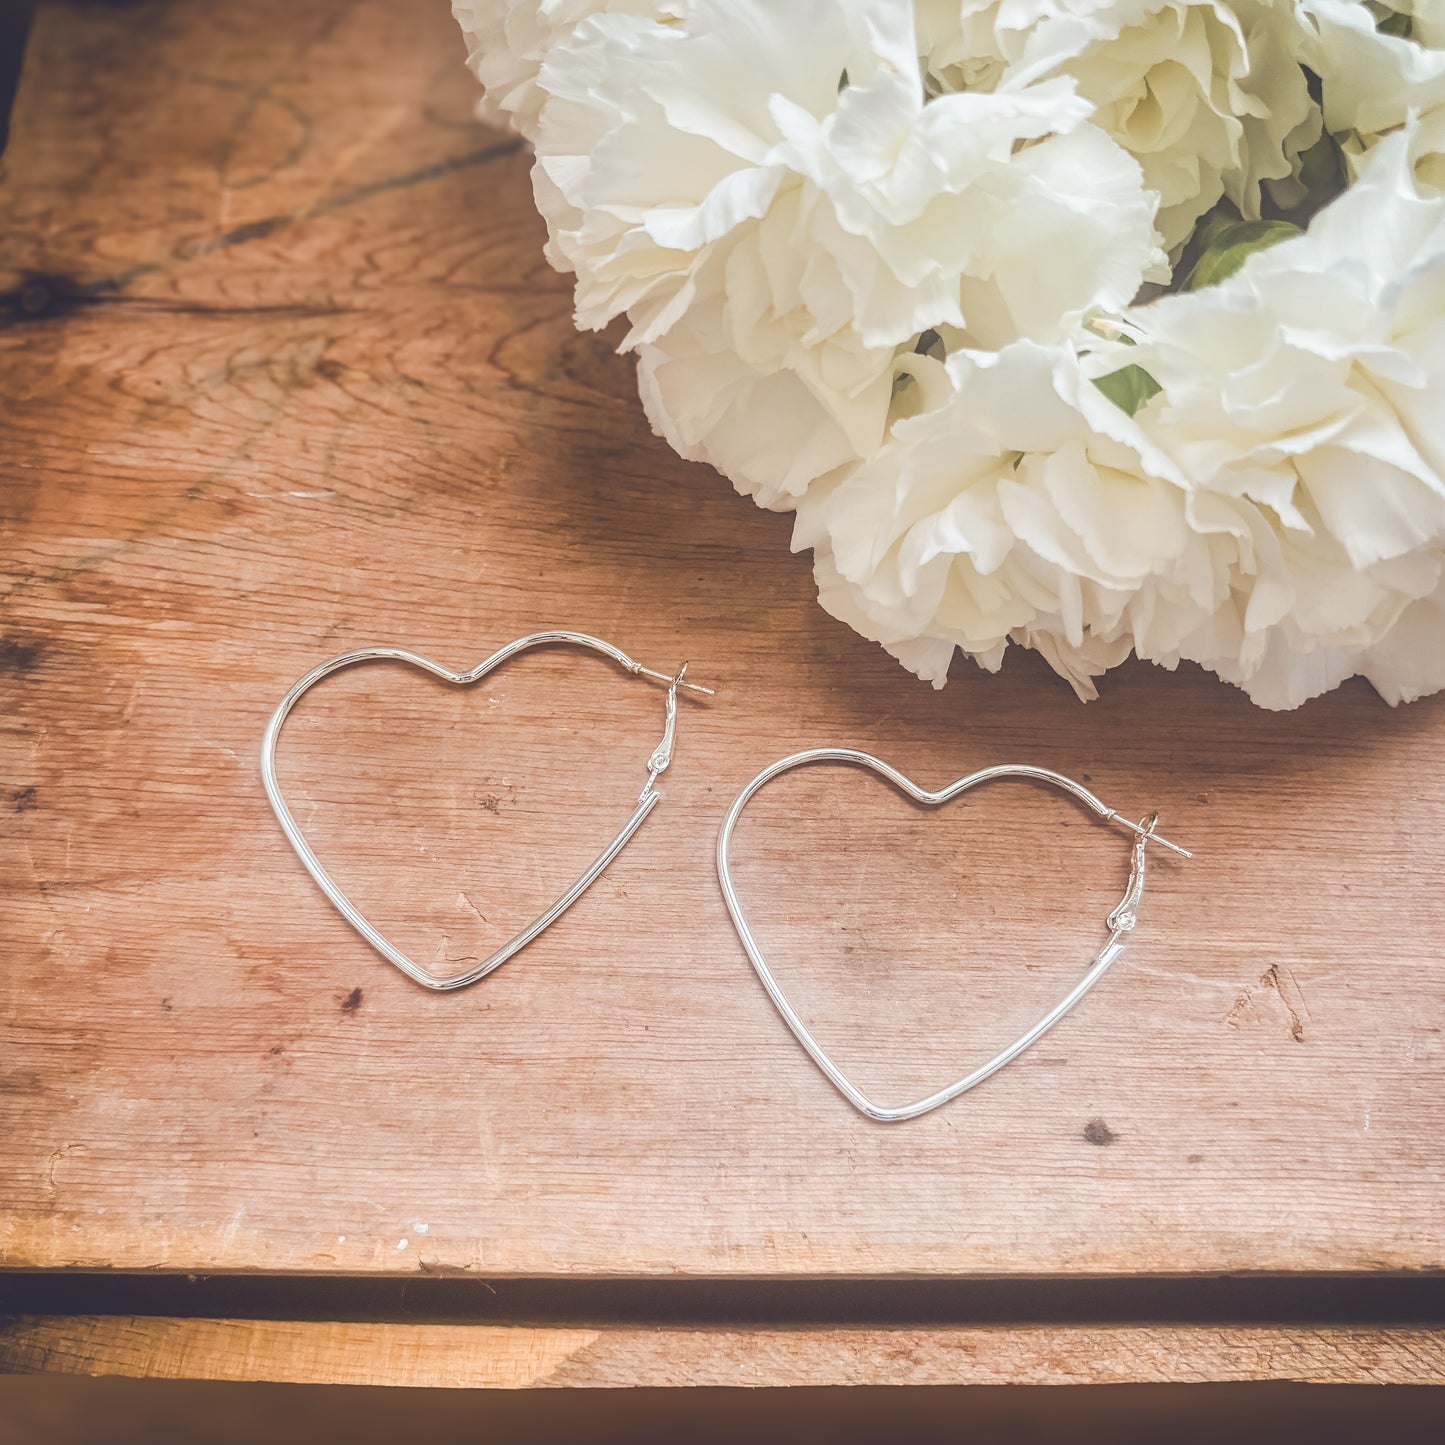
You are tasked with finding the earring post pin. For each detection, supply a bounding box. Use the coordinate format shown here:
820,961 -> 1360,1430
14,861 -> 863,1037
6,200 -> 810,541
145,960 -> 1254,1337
1105,811 -> 1193,858
635,663 -> 716,696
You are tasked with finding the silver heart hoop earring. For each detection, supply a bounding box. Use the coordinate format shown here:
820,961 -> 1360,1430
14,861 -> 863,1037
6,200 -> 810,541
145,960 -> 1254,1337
716,750 -> 1192,1123
262,630 -> 713,991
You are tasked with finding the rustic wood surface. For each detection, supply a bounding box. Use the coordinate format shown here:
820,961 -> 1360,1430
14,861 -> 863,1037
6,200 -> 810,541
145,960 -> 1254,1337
4,1314 -> 1445,1388
2,0 -> 1444,1289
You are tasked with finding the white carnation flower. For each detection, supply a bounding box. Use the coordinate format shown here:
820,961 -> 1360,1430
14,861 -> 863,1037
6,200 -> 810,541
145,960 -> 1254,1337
530,0 -> 1165,504
1126,127 -> 1445,706
794,338 -> 1199,698
918,0 -> 1320,250
796,130 -> 1445,708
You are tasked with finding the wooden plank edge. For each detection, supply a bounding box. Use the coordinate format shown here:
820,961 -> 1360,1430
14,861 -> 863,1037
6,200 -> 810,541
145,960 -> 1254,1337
2,1316 -> 1443,1388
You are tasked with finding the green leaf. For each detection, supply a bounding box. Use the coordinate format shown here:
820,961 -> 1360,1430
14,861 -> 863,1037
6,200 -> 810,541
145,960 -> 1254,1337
1092,363 -> 1162,417
1189,203 -> 1242,255
1182,219 -> 1303,291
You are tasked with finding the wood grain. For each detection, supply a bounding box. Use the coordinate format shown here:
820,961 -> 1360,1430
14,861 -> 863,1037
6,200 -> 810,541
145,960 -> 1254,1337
2,0 -> 1444,1287
4,1315 -> 1444,1388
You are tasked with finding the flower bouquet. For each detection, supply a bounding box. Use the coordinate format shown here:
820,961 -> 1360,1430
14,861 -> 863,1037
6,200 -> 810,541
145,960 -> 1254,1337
455,1 -> 1445,709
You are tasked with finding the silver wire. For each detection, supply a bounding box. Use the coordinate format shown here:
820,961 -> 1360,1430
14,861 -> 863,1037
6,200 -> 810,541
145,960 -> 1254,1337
715,750 -> 1191,1122
261,631 -> 707,991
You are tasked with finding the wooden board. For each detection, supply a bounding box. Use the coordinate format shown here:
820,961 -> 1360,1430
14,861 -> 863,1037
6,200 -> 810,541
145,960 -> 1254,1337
3,0 -> 1445,1287
4,1315 -> 1445,1388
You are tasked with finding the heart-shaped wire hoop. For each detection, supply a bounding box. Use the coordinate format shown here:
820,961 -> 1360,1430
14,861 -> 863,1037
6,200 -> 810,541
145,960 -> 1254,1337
716,750 -> 1190,1122
262,630 -> 711,991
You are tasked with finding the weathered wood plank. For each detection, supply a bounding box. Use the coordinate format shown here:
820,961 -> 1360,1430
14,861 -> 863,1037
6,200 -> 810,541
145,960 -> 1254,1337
3,1315 -> 1444,1388
2,0 -> 1444,1286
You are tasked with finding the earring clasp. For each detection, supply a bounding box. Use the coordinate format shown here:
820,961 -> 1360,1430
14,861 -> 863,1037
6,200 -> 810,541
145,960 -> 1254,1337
638,661 -> 712,801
